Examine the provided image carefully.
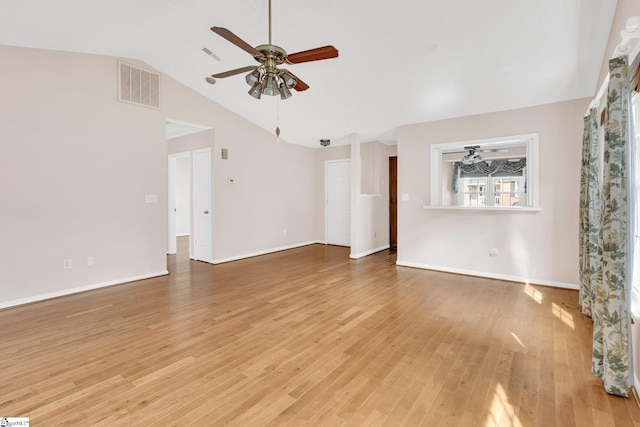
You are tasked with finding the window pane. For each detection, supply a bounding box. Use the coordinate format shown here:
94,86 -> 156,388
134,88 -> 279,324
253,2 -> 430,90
493,177 -> 522,206
461,177 -> 488,207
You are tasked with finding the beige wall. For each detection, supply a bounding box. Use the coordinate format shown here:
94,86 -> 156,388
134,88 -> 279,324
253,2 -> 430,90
351,138 -> 397,258
396,98 -> 590,287
0,45 -> 168,307
162,72 -> 317,263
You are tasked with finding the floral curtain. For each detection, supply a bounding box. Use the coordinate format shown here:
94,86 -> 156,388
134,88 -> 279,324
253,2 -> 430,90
452,158 -> 526,193
591,56 -> 633,397
579,108 -> 601,317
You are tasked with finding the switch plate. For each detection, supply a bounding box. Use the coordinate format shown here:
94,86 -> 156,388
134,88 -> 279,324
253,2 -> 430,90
401,193 -> 409,201
221,148 -> 228,159
63,259 -> 72,269
145,194 -> 158,203
87,256 -> 95,266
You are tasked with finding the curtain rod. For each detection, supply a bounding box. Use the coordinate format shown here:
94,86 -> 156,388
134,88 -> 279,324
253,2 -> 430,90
586,16 -> 640,116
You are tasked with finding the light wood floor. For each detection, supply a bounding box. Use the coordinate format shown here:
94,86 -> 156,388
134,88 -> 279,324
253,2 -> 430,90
1,239 -> 639,426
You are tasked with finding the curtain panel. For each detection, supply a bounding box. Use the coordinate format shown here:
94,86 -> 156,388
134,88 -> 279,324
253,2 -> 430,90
579,108 -> 601,317
591,55 -> 633,397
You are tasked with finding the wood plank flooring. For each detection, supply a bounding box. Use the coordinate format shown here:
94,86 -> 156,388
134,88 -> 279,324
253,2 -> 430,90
0,239 -> 639,426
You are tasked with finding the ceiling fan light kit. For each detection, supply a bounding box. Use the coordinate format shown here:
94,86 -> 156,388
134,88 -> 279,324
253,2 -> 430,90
456,145 -> 510,164
208,0 -> 338,100
462,153 -> 483,164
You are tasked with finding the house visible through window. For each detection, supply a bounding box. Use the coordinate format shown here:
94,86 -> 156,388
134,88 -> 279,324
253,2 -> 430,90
459,172 -> 524,207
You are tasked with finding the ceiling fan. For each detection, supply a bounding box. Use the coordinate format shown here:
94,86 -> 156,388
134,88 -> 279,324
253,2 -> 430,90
455,145 -> 509,164
207,0 -> 339,100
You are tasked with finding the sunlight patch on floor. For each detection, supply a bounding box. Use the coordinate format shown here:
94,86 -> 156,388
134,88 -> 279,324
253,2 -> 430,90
510,332 -> 526,349
551,302 -> 575,330
523,284 -> 543,304
484,383 -> 522,427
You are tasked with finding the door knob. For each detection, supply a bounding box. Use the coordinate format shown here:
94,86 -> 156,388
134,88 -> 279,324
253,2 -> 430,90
204,210 -> 210,214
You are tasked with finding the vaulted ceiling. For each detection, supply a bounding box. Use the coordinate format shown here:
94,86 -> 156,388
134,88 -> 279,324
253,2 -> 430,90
0,0 -> 618,147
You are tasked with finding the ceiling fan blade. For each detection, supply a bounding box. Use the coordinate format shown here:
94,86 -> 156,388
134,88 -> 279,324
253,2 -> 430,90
211,26 -> 263,57
286,46 -> 339,64
212,66 -> 257,79
288,72 -> 309,91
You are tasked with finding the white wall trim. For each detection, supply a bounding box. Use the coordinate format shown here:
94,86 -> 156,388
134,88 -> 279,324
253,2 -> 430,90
350,245 -> 390,259
211,241 -> 324,264
395,260 -> 579,290
0,271 -> 169,310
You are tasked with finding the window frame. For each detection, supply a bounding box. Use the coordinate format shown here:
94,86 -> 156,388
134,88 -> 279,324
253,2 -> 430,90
429,133 -> 539,209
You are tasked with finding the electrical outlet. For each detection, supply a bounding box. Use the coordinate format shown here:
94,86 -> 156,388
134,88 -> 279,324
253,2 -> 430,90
283,229 -> 287,236
489,248 -> 499,257
63,259 -> 72,269
87,256 -> 95,266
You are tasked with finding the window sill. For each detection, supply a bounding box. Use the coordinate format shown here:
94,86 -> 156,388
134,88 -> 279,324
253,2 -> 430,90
423,205 -> 542,212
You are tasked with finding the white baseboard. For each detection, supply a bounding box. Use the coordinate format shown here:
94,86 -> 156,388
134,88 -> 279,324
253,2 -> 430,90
176,233 -> 190,237
0,271 -> 169,310
395,260 -> 579,290
211,241 -> 323,264
350,245 -> 390,259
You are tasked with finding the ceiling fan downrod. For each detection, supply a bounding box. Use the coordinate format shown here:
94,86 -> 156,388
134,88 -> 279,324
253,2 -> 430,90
268,0 -> 272,45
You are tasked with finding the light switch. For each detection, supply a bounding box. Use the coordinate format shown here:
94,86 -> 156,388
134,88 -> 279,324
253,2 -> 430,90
401,193 -> 409,201
145,194 -> 158,203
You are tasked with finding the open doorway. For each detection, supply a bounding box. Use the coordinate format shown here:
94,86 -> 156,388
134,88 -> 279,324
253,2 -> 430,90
168,152 -> 191,257
166,120 -> 214,267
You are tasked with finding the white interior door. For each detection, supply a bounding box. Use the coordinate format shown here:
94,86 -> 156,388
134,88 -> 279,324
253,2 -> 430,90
193,148 -> 212,262
326,160 -> 351,246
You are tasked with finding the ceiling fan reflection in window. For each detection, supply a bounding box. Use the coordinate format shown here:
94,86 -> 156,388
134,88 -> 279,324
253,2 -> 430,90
452,145 -> 509,165
207,0 -> 339,100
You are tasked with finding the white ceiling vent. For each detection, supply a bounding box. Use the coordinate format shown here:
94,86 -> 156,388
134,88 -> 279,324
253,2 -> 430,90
118,61 -> 161,109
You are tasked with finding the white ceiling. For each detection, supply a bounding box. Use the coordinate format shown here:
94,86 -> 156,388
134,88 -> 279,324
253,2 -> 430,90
0,0 -> 618,147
